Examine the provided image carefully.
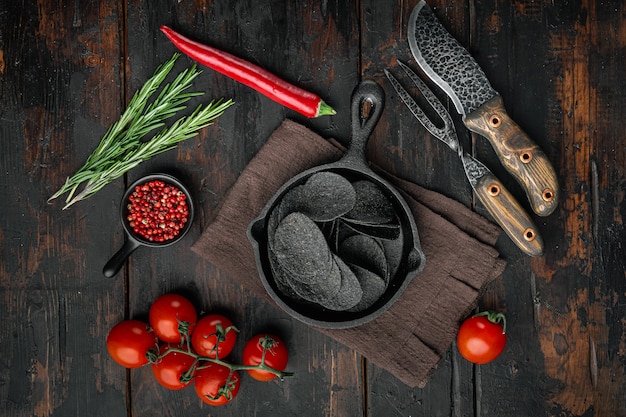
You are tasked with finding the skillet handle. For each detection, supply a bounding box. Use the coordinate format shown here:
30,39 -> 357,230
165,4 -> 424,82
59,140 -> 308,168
344,80 -> 385,166
103,238 -> 141,278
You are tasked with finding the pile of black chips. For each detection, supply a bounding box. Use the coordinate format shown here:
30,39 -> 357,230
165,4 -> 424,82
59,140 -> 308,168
266,171 -> 404,312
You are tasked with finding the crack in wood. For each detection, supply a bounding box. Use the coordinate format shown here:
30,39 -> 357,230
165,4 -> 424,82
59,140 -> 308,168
72,0 -> 81,28
474,363 -> 482,417
590,159 -> 604,267
530,271 -> 542,330
451,342 -> 461,417
589,335 -> 598,389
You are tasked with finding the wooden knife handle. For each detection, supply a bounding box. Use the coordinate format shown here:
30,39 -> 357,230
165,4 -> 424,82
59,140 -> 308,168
464,95 -> 559,217
474,171 -> 544,257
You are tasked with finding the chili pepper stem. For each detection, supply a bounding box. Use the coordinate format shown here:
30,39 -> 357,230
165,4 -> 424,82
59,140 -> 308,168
317,100 -> 336,117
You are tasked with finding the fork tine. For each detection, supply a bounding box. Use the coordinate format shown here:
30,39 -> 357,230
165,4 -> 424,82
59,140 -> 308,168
397,61 -> 456,134
386,62 -> 462,154
386,64 -> 456,140
384,68 -> 444,139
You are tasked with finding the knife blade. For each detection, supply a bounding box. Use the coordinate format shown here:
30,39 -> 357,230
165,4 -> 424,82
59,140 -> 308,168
408,0 -> 559,217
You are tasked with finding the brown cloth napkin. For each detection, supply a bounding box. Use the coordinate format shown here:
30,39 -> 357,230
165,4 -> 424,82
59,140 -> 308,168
192,120 -> 506,388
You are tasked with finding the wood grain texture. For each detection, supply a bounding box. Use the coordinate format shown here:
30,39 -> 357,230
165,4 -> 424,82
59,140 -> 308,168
472,169 -> 544,257
0,0 -> 624,416
0,1 -> 127,417
464,95 -> 560,217
468,1 -> 626,416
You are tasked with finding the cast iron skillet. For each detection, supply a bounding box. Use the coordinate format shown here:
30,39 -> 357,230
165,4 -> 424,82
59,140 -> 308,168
248,80 -> 426,329
103,173 -> 195,278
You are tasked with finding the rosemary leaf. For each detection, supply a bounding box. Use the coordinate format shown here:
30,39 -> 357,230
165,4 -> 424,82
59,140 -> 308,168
49,54 -> 234,209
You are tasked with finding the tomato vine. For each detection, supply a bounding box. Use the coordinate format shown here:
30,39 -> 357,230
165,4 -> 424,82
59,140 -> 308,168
107,293 -> 293,407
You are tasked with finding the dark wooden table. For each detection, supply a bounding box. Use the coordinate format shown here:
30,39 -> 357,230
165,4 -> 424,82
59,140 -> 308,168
2,1 -> 625,416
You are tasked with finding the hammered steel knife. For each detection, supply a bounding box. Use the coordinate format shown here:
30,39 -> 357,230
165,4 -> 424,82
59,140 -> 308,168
408,0 -> 559,217
385,62 -> 544,257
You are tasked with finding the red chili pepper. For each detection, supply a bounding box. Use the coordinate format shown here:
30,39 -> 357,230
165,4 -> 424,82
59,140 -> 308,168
160,25 -> 336,118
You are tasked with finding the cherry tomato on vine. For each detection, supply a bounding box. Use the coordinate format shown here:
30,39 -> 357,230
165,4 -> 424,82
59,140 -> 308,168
194,362 -> 240,406
106,320 -> 157,368
149,293 -> 197,343
242,334 -> 289,381
457,311 -> 507,364
191,314 -> 238,359
151,344 -> 196,390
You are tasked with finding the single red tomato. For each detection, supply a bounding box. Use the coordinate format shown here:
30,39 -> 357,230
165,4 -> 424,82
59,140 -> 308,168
191,314 -> 238,359
457,311 -> 507,364
149,293 -> 197,343
151,344 -> 196,390
242,334 -> 289,381
194,363 -> 240,406
106,320 -> 157,368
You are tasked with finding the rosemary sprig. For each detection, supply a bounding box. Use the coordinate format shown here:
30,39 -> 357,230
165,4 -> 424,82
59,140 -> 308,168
49,53 -> 234,209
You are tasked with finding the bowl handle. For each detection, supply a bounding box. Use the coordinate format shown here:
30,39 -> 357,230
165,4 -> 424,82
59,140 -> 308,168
103,238 -> 141,278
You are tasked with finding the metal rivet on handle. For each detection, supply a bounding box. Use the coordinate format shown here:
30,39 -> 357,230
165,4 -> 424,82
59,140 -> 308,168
488,183 -> 501,196
523,228 -> 537,242
489,115 -> 502,127
520,151 -> 533,164
543,189 -> 555,202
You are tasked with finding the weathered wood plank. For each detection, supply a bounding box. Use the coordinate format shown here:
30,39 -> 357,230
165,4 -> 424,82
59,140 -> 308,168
0,0 -> 127,416
469,1 -> 626,416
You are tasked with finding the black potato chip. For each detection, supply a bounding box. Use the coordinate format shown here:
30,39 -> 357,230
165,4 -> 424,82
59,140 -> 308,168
379,229 -> 404,282
283,255 -> 342,303
273,212 -> 333,279
345,180 -> 396,224
341,218 -> 401,240
266,186 -> 303,252
319,255 -> 363,311
299,172 -> 357,222
347,263 -> 387,312
338,234 -> 389,281
267,246 -> 304,301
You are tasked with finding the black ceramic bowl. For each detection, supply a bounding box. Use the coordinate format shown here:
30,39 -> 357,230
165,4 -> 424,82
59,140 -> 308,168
248,81 -> 426,329
103,173 -> 195,277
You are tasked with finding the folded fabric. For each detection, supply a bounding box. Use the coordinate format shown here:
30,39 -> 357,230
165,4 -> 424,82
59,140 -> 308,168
191,119 -> 506,388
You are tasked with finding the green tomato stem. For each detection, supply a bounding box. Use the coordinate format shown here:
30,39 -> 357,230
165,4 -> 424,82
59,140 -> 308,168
157,346 -> 294,380
146,322 -> 294,383
474,311 -> 507,334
